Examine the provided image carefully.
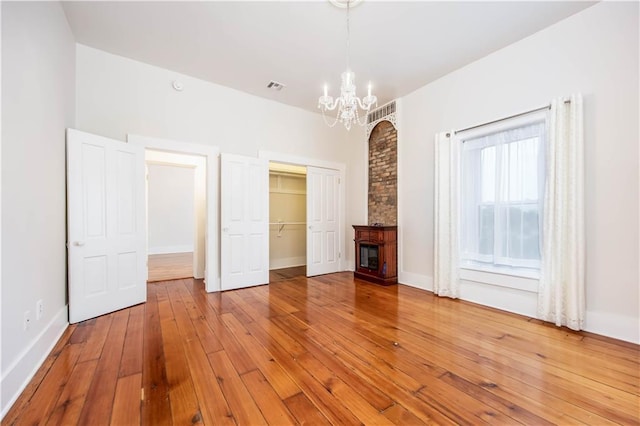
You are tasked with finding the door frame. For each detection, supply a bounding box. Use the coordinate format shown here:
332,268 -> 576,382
128,134 -> 220,292
258,150 -> 346,273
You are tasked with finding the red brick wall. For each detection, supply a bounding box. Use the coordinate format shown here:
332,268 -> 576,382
368,121 -> 397,225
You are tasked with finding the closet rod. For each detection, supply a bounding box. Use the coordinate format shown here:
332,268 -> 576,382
269,222 -> 305,225
451,99 -> 570,136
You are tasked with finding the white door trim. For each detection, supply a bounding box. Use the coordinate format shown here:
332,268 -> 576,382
258,150 -> 346,273
127,134 -> 220,292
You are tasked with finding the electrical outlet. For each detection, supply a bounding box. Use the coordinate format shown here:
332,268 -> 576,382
36,300 -> 44,320
24,311 -> 32,331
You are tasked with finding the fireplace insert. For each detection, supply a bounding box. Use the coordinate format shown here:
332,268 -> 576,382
359,244 -> 379,270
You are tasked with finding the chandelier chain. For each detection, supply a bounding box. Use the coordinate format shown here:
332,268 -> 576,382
346,0 -> 350,71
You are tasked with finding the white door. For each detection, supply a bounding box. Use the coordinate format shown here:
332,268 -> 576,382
67,129 -> 146,324
306,166 -> 341,276
221,153 -> 269,290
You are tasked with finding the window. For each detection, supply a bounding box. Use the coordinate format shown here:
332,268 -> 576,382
459,115 -> 546,275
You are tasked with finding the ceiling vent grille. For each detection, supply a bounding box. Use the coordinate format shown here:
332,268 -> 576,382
367,101 -> 396,124
366,100 -> 398,138
267,80 -> 286,91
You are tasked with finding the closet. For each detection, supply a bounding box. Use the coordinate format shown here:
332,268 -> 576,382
269,162 -> 306,272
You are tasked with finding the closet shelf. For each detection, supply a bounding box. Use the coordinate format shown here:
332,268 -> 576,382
269,222 -> 305,225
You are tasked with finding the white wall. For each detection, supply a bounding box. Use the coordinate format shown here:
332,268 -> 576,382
1,2 -> 75,416
344,124 -> 368,270
74,44 -> 361,269
397,2 -> 639,343
75,44 -> 353,161
148,164 -> 195,254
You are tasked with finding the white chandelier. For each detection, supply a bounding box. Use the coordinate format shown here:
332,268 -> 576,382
318,0 -> 377,131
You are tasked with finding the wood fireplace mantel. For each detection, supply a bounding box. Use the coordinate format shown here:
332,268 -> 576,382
353,225 -> 397,285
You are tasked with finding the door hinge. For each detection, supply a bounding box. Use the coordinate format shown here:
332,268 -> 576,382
339,252 -> 341,259
338,177 -> 341,184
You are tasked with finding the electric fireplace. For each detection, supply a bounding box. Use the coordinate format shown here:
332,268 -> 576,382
353,225 -> 397,285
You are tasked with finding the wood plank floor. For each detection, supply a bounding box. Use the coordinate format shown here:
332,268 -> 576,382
5,273 -> 640,425
148,252 -> 193,282
269,266 -> 306,283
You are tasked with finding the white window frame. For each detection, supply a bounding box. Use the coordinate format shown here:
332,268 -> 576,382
455,109 -> 547,283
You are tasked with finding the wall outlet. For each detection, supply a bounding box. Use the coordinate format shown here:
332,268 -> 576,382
36,300 -> 44,320
23,311 -> 32,331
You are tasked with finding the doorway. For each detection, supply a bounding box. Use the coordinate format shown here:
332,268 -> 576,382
269,162 -> 307,281
145,150 -> 206,282
127,134 -> 219,292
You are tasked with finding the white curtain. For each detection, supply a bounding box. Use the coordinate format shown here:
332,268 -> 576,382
537,93 -> 585,330
460,121 -> 546,269
434,131 -> 460,298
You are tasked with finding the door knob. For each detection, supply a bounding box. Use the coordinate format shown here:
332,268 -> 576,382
73,241 -> 85,246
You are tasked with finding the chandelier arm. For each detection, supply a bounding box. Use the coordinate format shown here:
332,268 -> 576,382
355,97 -> 371,111
323,97 -> 341,111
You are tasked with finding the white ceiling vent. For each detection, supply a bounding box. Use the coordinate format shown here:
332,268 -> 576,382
267,80 -> 286,91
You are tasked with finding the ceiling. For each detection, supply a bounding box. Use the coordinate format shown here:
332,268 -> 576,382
61,1 -> 596,114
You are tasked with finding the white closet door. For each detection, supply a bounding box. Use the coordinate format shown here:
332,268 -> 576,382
67,129 -> 146,324
306,166 -> 340,276
221,153 -> 269,290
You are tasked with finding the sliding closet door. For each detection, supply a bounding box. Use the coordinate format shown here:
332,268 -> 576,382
220,153 -> 269,290
306,166 -> 341,276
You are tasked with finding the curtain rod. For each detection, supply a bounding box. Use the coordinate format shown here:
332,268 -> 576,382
451,100 -> 571,136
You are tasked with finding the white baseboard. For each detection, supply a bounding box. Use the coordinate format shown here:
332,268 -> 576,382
584,310 -> 640,344
397,271 -> 640,344
344,259 -> 354,272
398,271 -> 433,291
458,279 -> 538,318
148,245 -> 193,255
1,305 -> 69,419
270,256 -> 306,270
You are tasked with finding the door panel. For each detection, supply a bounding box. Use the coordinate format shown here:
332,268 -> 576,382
67,129 -> 146,324
221,153 -> 269,290
306,166 -> 341,276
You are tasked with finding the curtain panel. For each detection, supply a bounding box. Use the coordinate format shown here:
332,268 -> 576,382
538,93 -> 585,330
434,131 -> 460,298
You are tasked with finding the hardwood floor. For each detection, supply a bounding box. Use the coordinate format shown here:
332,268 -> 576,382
4,273 -> 640,425
269,265 -> 306,283
148,252 -> 193,282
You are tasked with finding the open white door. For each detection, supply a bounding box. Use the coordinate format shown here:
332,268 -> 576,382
306,166 -> 340,276
221,153 -> 269,290
67,129 -> 146,323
